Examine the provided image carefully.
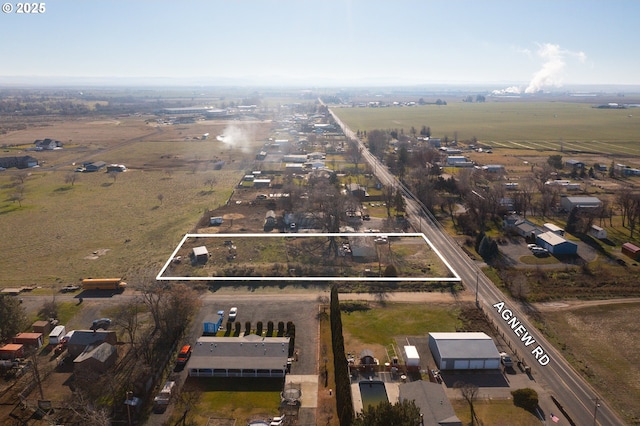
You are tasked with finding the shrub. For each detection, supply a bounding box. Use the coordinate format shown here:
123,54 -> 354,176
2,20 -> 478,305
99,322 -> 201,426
512,388 -> 539,411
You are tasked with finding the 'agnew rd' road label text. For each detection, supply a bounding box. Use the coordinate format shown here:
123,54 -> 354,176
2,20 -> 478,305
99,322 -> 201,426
493,301 -> 550,366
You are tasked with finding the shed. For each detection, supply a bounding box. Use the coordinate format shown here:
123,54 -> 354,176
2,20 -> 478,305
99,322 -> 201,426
621,242 -> 640,261
32,320 -> 52,335
404,345 -> 420,369
0,344 -> 24,360
13,333 -> 43,348
84,161 -> 106,172
536,231 -> 578,255
428,332 -> 500,370
191,246 -> 209,263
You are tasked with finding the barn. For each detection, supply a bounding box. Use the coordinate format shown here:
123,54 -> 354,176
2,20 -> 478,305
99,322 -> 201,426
428,332 -> 501,370
536,231 -> 578,255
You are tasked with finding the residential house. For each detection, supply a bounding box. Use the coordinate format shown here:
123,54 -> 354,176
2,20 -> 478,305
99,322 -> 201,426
0,155 -> 38,169
67,330 -> 117,357
33,138 -> 63,150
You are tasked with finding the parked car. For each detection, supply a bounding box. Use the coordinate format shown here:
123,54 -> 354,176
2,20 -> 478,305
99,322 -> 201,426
60,285 -> 80,293
270,414 -> 286,426
500,352 -> 514,368
229,307 -> 238,321
176,345 -> 192,365
91,318 -> 111,330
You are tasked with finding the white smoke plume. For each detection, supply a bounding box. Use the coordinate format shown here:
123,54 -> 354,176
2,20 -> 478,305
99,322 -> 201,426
525,43 -> 586,93
493,43 -> 586,95
216,124 -> 255,153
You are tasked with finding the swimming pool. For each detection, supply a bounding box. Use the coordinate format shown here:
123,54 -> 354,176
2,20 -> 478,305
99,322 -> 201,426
358,380 -> 388,410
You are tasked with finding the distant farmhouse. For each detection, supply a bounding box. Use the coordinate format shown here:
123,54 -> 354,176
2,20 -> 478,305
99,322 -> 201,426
33,138 -> 63,151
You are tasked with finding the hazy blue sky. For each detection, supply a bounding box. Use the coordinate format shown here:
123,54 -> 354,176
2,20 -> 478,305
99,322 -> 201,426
1,0 -> 639,89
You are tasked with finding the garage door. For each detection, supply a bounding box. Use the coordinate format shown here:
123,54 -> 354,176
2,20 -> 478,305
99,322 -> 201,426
469,359 -> 485,369
485,359 -> 500,369
454,359 -> 470,369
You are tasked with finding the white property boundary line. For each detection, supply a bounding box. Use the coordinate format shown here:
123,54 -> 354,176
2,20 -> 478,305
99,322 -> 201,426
157,232 -> 461,282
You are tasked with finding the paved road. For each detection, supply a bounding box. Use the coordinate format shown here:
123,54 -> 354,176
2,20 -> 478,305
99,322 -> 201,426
327,105 -> 625,426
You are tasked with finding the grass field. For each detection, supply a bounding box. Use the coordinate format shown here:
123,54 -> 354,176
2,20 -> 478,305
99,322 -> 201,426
0,117 -> 271,287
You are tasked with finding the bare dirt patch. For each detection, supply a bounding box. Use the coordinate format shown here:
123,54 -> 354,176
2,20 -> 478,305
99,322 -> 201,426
541,302 -> 640,423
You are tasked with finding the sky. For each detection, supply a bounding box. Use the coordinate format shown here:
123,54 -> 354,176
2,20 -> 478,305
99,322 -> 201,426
1,0 -> 639,89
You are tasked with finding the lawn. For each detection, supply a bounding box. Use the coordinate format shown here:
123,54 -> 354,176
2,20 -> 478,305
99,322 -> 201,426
340,302 -> 462,362
451,399 -> 541,426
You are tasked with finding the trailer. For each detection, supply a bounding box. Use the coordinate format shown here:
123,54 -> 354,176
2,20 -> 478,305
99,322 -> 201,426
404,345 -> 420,370
48,325 -> 66,345
81,278 -> 127,291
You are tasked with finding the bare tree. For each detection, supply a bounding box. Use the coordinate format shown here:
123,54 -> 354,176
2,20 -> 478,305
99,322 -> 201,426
455,381 -> 480,425
157,193 -> 164,205
64,173 -> 78,186
108,170 -> 118,183
11,171 -> 28,185
204,177 -> 217,191
9,192 -> 24,207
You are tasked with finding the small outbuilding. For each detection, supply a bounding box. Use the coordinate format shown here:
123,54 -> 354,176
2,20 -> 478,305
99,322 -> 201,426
621,242 -> 640,261
13,333 -> 44,349
191,246 -> 209,263
0,344 -> 25,360
428,332 -> 501,370
32,320 -> 52,335
403,345 -> 420,370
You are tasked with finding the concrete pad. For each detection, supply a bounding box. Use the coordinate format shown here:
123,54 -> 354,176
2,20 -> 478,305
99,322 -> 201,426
285,375 -> 318,408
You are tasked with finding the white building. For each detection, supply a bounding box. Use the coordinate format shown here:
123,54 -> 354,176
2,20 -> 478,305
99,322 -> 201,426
428,332 -> 501,370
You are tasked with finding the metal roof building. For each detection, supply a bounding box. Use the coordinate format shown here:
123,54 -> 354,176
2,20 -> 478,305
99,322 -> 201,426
188,335 -> 290,378
536,231 -> 578,255
428,332 -> 501,370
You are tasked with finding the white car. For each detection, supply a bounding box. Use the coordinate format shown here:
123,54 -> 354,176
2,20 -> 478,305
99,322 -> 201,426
229,307 -> 238,321
270,414 -> 285,426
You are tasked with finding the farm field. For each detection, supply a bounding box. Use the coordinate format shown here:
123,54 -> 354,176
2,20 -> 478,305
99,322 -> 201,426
332,101 -> 640,164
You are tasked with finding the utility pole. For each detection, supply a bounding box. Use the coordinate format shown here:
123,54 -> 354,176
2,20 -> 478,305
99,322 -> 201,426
593,397 -> 600,426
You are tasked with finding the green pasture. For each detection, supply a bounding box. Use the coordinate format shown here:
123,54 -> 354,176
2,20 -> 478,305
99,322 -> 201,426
332,102 -> 640,153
